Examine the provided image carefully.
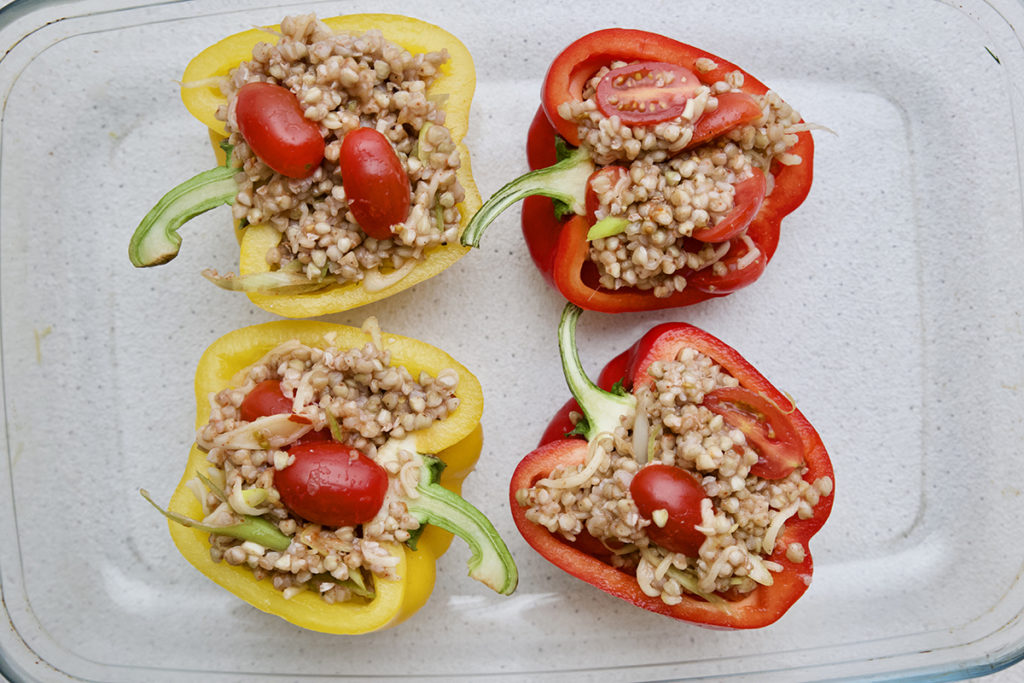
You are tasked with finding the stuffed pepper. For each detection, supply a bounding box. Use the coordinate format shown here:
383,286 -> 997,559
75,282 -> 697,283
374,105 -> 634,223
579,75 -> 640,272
142,319 -> 517,634
462,29 -> 815,312
129,13 -> 481,318
510,304 -> 833,627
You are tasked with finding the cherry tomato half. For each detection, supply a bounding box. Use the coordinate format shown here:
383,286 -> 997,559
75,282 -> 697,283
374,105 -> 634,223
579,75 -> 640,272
585,165 -> 630,222
339,127 -> 411,240
239,380 -> 330,445
691,169 -> 767,243
702,386 -> 803,479
235,82 -> 324,179
687,235 -> 767,295
596,61 -> 701,126
629,463 -> 707,556
275,442 -> 388,527
239,380 -> 293,422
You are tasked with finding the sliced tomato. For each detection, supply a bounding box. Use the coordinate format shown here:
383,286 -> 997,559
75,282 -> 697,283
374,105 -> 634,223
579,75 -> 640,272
584,165 -> 630,222
689,91 -> 763,149
687,235 -> 767,294
595,61 -> 700,125
239,379 -> 293,422
238,379 -> 330,446
691,169 -> 766,243
702,386 -> 803,479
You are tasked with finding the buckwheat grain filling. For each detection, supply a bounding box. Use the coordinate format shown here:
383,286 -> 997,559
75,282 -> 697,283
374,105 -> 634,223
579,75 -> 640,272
559,60 -> 805,298
192,334 -> 460,603
519,346 -> 832,605
218,13 -> 466,286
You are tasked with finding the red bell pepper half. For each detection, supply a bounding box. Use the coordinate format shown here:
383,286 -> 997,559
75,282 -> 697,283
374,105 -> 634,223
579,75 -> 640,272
511,304 -> 834,628
461,28 -> 815,313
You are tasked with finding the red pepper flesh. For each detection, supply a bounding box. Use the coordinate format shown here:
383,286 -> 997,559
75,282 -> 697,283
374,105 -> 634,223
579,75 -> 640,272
520,27 -> 815,313
514,322 -> 834,628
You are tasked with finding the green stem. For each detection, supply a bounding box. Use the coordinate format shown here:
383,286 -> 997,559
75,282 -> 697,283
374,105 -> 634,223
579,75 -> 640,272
559,303 -> 636,440
129,164 -> 237,267
459,147 -> 594,248
405,456 -> 518,595
140,488 -> 291,552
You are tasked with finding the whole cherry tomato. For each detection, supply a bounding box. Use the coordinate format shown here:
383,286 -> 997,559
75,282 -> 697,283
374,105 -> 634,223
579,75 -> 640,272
339,127 -> 411,240
702,387 -> 803,479
234,82 -> 324,179
275,442 -> 389,527
629,463 -> 707,556
595,61 -> 701,126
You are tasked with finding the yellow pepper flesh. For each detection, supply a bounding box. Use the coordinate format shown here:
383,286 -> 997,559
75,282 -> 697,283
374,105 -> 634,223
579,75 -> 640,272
180,15 -> 481,318
166,320 -> 484,634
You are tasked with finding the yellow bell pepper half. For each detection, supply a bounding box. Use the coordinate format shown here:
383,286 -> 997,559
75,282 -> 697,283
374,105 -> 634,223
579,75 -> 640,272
163,320 -> 502,634
179,15 -> 481,318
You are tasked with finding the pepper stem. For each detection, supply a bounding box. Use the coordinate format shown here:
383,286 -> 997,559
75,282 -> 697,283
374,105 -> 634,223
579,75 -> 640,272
405,456 -> 518,595
558,303 -> 636,440
129,164 -> 238,267
459,146 -> 594,248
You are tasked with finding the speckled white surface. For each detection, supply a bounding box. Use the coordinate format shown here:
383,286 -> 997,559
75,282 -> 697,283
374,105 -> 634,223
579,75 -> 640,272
1,0 -> 1024,681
